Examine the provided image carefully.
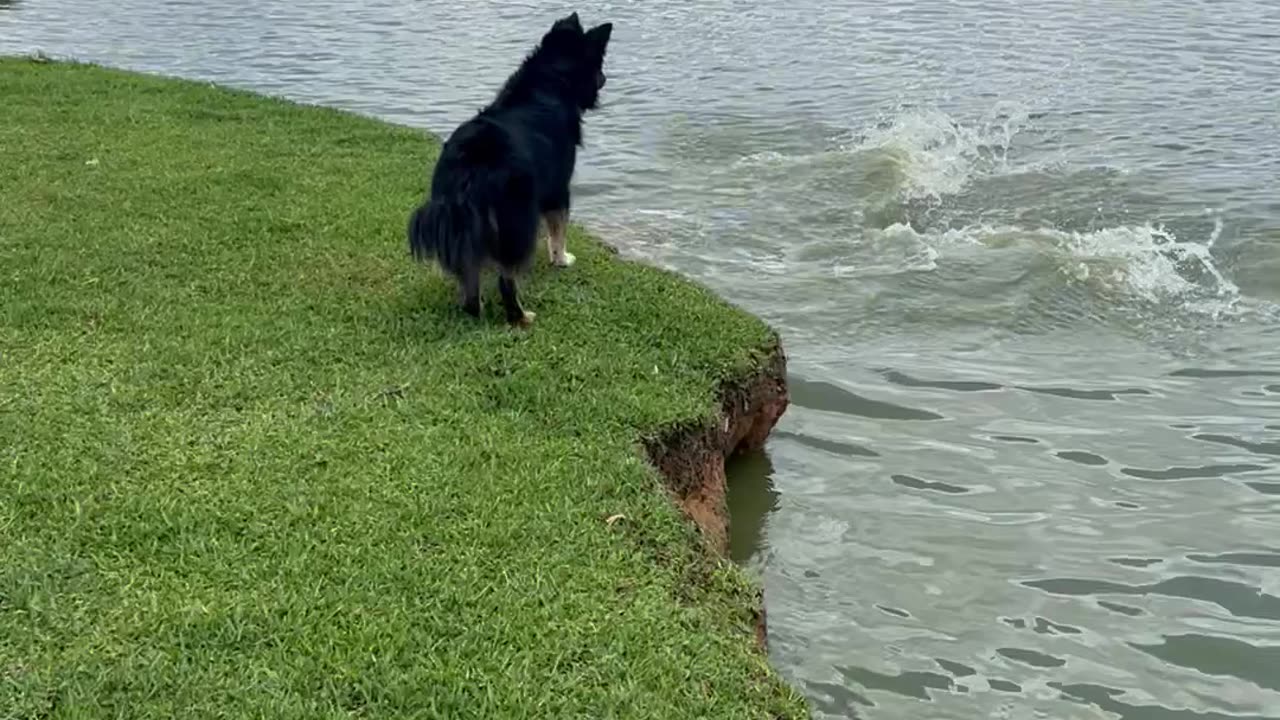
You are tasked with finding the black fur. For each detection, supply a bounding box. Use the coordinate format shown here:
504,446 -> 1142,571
408,12 -> 613,325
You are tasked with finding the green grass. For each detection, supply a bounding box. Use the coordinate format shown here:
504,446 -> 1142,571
0,59 -> 805,718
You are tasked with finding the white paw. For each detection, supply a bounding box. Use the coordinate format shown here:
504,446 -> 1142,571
552,251 -> 576,267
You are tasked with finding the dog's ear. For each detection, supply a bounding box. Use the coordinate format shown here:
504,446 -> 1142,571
585,22 -> 613,54
552,12 -> 583,34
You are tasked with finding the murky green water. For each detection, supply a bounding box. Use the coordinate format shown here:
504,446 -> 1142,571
5,1 -> 1280,716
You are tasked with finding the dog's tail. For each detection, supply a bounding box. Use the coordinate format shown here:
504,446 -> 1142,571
407,197 -> 487,275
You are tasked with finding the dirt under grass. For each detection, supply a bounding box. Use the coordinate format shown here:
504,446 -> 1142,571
0,59 -> 806,718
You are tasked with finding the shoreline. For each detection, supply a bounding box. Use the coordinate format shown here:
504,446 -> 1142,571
645,337 -> 789,651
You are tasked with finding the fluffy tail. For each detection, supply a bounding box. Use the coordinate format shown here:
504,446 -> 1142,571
407,197 -> 486,276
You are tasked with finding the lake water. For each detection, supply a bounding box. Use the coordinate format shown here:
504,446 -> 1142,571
5,1 -> 1280,716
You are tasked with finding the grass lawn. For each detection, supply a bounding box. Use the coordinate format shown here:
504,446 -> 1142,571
0,59 -> 806,718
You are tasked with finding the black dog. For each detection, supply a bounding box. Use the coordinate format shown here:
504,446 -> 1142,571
408,12 -> 613,327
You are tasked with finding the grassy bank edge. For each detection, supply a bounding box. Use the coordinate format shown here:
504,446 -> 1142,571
0,57 -> 808,717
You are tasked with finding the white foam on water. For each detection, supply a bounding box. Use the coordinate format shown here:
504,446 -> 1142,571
1050,218 -> 1238,307
724,107 -> 1030,199
730,150 -> 793,168
841,107 -> 1029,199
871,218 -> 1245,317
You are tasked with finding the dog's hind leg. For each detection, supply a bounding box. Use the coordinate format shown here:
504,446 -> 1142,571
458,265 -> 481,318
490,185 -> 539,326
497,272 -> 535,328
544,209 -> 574,267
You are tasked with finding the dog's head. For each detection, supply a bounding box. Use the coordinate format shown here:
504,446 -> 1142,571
541,12 -> 613,110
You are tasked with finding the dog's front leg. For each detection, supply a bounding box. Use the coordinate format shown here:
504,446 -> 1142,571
543,209 -> 574,267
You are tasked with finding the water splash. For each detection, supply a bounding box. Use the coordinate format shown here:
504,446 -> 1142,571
871,218 -> 1243,317
842,108 -> 1029,199
615,108 -> 1264,328
722,107 -> 1029,201
1052,218 -> 1238,308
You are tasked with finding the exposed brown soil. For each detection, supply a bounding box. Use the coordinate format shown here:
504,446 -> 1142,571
643,338 -> 789,648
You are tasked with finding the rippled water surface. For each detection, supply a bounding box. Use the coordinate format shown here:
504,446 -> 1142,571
5,1 -> 1280,716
